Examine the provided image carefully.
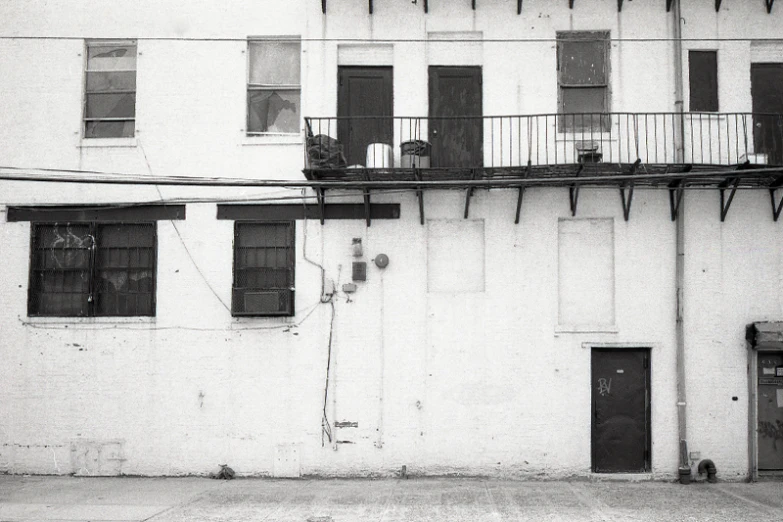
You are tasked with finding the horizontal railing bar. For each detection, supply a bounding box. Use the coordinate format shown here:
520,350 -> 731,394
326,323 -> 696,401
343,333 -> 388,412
305,112 -> 783,120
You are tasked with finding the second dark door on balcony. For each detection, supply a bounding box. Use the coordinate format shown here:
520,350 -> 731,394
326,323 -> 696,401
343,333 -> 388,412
429,66 -> 483,168
338,66 -> 393,167
751,63 -> 783,166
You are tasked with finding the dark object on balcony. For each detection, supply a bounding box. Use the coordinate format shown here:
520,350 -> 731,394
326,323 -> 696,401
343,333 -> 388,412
307,134 -> 347,170
401,140 -> 432,168
576,141 -> 603,163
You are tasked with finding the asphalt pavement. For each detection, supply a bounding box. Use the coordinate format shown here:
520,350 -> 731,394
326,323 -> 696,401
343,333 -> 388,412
1,475 -> 782,522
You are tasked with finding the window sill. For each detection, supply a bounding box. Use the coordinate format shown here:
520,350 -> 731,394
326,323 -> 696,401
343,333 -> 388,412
555,324 -> 619,334
79,137 -> 137,148
23,316 -> 156,325
242,133 -> 303,146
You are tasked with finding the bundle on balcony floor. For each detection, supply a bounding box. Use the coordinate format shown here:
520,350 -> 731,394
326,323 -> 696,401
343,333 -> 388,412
307,134 -> 347,170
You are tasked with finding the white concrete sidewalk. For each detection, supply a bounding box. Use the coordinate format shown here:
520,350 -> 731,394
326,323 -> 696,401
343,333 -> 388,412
0,476 -> 782,522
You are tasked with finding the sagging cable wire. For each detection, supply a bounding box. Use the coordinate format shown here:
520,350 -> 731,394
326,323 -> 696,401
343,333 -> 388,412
138,138 -> 231,312
322,298 -> 336,447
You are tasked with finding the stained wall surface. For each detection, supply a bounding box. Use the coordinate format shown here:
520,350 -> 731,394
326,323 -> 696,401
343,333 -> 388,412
0,0 -> 781,479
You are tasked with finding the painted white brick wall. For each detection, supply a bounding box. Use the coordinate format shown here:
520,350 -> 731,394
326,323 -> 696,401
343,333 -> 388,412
0,0 -> 781,479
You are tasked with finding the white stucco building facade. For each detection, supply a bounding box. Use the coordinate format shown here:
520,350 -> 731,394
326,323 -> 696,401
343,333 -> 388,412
1,0 -> 782,480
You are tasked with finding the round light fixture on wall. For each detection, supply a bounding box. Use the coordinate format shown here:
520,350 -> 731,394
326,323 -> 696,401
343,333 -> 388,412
374,253 -> 389,268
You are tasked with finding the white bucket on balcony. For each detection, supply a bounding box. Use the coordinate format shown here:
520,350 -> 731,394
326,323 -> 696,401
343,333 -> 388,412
366,143 -> 393,168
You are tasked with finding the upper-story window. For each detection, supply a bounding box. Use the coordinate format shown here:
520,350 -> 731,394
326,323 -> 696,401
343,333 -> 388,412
557,31 -> 610,132
84,40 -> 137,138
247,38 -> 301,134
689,50 -> 719,112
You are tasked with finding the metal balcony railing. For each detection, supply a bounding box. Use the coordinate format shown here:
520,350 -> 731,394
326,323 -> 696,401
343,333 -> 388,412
304,113 -> 783,174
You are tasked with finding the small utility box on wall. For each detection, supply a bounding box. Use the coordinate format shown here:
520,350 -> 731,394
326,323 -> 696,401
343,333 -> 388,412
352,262 -> 367,281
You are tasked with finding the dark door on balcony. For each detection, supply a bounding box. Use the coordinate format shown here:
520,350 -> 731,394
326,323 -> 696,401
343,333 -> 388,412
751,63 -> 783,166
428,66 -> 482,168
338,66 -> 393,166
592,349 -> 651,473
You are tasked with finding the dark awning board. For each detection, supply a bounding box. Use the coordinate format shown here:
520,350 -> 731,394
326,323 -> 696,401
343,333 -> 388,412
7,204 -> 186,222
217,203 -> 400,221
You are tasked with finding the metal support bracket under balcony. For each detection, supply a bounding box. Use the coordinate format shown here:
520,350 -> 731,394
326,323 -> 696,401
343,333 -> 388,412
668,175 -> 686,222
518,0 -> 522,14
767,0 -> 775,14
715,0 -> 722,12
769,173 -> 783,221
424,0 -> 428,13
620,185 -> 634,221
619,159 -> 641,221
464,170 -> 477,219
719,177 -> 740,222
416,170 -> 425,225
666,0 -> 674,12
363,171 -> 372,226
720,161 -> 751,221
570,164 -> 584,216
515,161 -> 531,224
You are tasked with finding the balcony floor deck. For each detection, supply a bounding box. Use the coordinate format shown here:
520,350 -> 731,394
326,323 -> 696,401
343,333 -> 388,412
304,162 -> 783,189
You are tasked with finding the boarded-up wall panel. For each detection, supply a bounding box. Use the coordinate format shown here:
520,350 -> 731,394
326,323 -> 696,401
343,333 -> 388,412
558,218 -> 615,326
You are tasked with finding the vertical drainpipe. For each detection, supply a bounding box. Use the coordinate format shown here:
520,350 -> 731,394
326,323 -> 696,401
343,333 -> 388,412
673,0 -> 689,471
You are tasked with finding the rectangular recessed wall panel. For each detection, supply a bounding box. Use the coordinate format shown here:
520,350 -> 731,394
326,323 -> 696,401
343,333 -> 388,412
427,219 -> 485,293
558,218 -> 615,326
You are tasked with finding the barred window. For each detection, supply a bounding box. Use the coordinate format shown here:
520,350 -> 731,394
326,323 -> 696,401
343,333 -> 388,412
232,222 -> 295,316
84,40 -> 137,138
247,38 -> 301,134
557,31 -> 611,132
29,223 -> 155,317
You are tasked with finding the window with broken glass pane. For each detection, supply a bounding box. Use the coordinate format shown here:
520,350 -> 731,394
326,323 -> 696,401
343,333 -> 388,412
247,39 -> 301,134
28,223 -> 155,317
557,32 -> 610,132
84,41 -> 137,138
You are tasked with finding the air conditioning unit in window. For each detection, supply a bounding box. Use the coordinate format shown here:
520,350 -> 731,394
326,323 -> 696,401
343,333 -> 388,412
234,289 -> 292,316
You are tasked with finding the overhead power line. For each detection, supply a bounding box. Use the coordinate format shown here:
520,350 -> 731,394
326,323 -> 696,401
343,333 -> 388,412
2,165 -> 783,189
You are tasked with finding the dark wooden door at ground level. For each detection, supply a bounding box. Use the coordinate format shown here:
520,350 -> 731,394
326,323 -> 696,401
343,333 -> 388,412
592,349 -> 650,473
751,63 -> 783,166
757,352 -> 783,470
428,66 -> 483,168
338,66 -> 393,166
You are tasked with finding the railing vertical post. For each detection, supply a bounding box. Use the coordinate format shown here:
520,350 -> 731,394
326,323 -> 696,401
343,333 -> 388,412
737,114 -> 748,163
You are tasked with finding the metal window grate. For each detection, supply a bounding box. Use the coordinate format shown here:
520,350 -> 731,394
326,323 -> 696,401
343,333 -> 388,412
232,222 -> 295,316
28,222 -> 155,317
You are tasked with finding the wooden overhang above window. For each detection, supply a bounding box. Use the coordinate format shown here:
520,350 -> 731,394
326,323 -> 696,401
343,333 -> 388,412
6,204 -> 185,222
319,0 -> 775,15
218,203 -> 400,228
